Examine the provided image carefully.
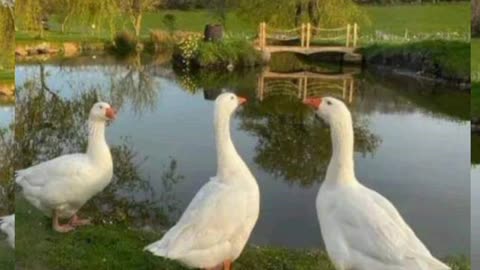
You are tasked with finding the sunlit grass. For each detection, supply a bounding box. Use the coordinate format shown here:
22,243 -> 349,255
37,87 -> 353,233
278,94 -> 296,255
16,3 -> 469,43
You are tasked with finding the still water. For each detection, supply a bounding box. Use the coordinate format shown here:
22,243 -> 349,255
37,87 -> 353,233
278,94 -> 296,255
15,55 -> 470,258
472,166 -> 480,268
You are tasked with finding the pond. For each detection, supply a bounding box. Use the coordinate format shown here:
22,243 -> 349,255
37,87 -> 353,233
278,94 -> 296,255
15,55 -> 470,260
472,166 -> 480,269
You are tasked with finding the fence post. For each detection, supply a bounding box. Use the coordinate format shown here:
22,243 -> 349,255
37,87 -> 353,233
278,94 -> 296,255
346,24 -> 351,47
261,22 -> 266,49
353,23 -> 358,47
306,23 -> 311,49
259,23 -> 263,49
301,23 -> 305,47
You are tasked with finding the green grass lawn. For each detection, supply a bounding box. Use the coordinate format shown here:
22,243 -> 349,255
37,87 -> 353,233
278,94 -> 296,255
361,3 -> 469,36
16,3 -> 469,43
0,243 -> 14,270
16,196 -> 336,270
15,195 -> 471,270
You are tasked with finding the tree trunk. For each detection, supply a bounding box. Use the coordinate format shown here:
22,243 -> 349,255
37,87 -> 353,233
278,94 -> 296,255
294,3 -> 302,27
135,13 -> 143,38
61,13 -> 71,33
473,0 -> 480,36
308,0 -> 319,26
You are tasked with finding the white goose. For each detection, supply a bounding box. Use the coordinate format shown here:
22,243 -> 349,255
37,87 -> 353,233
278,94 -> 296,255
0,214 -> 14,248
145,93 -> 260,270
16,102 -> 117,233
304,97 -> 450,270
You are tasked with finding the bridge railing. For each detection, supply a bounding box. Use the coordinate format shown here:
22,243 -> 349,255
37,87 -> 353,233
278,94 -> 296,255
259,22 -> 359,49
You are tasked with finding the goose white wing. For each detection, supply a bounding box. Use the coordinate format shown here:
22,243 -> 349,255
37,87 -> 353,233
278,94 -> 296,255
145,178 -> 248,258
16,154 -> 94,207
332,185 -> 450,269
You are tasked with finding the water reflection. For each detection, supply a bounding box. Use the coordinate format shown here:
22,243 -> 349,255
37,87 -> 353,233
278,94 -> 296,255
257,68 -> 358,103
0,118 -> 14,214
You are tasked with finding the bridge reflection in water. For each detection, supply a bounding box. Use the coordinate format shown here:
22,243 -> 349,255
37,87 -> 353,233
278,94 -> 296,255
257,68 -> 359,103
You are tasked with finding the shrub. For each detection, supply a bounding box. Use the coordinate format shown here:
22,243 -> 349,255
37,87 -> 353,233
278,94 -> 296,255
196,38 -> 261,68
162,14 -> 177,34
150,30 -> 174,51
113,31 -> 138,56
175,33 -> 202,63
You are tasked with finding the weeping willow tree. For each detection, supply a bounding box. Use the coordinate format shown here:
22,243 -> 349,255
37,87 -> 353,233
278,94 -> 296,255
0,1 -> 14,71
57,0 -> 120,37
15,0 -> 43,36
236,0 -> 369,28
16,0 -> 120,38
119,0 -> 162,38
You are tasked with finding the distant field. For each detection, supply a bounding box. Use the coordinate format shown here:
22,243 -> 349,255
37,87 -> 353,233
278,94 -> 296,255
16,2 -> 470,42
361,3 -> 469,35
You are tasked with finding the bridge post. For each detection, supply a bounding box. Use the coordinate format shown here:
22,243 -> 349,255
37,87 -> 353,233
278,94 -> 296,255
349,79 -> 354,103
301,23 -> 305,47
346,24 -> 351,47
259,22 -> 266,49
306,23 -> 311,49
353,23 -> 358,47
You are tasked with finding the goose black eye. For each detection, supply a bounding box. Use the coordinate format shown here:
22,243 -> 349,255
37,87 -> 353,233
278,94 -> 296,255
230,96 -> 234,100
99,105 -> 103,109
327,101 -> 332,105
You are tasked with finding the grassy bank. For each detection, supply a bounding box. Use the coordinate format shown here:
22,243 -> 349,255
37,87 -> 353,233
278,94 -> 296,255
16,3 -> 469,43
363,40 -> 470,83
472,39 -> 480,82
473,83 -> 480,120
16,196 -> 334,270
0,70 -> 14,83
16,195 -> 470,270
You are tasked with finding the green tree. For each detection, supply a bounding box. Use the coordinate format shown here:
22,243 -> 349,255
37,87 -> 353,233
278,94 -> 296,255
120,0 -> 162,38
57,0 -> 120,38
16,0 -> 43,36
236,0 -> 369,28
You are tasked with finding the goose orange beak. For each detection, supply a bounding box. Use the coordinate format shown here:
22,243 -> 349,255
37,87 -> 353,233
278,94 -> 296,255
238,96 -> 247,105
304,98 -> 322,109
106,107 -> 117,120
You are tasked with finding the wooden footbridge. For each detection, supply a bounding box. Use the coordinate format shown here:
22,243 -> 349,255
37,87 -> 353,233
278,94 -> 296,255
257,68 -> 359,103
257,22 -> 360,56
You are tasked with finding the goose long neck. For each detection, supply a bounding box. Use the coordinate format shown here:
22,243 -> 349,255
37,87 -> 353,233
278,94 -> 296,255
86,119 -> 110,162
325,117 -> 356,185
215,110 -> 245,180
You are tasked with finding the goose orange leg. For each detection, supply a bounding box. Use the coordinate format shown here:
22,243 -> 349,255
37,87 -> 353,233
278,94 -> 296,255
52,210 -> 75,233
206,266 -> 221,270
69,214 -> 91,227
223,260 -> 232,270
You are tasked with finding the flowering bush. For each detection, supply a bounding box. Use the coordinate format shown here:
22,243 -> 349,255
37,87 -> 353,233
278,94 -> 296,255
176,33 -> 202,64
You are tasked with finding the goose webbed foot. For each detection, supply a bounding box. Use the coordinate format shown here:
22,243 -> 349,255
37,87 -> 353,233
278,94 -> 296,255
52,211 -> 75,233
69,214 -> 91,227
